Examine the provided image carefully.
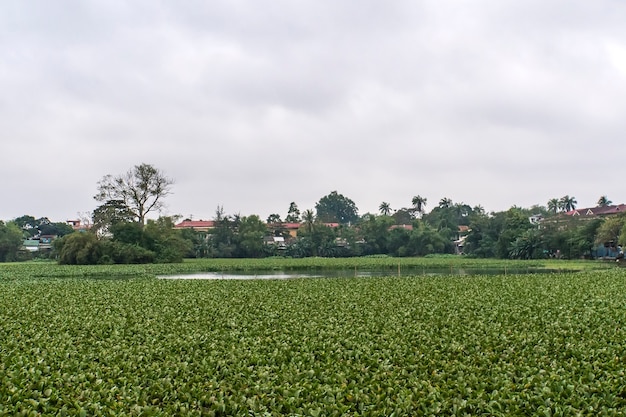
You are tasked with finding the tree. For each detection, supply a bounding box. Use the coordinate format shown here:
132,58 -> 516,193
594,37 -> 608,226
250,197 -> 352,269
12,215 -> 73,238
438,198 -> 452,209
54,232 -> 103,265
110,222 -> 145,246
266,213 -> 282,224
423,200 -> 458,235
295,216 -> 337,258
495,207 -> 534,258
94,163 -> 173,226
0,221 -> 24,262
509,229 -> 544,259
358,214 -> 394,255
208,206 -> 237,257
13,215 -> 38,237
563,218 -> 602,259
285,202 -> 301,223
464,210 -> 499,258
596,216 -> 625,246
315,191 -> 359,224
409,222 -> 447,256
559,195 -> 577,212
38,221 -> 74,237
237,215 -> 267,258
597,195 -> 612,207
411,195 -> 427,217
547,198 -> 560,214
472,205 -> 485,217
302,209 -> 315,234
379,202 -> 392,216
143,216 -> 191,263
392,208 -> 414,225
92,200 -> 136,236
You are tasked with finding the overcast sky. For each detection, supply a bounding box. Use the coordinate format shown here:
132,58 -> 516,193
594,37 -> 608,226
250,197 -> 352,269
2,1 -> 626,223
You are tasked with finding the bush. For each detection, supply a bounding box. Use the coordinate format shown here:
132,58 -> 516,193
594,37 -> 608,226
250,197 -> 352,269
55,233 -> 103,265
101,241 -> 156,264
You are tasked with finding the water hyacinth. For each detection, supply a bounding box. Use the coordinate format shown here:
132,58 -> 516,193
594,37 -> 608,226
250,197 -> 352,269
1,261 -> 625,415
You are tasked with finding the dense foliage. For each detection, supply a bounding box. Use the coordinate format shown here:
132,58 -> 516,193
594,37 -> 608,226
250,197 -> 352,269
315,191 -> 359,225
5,187 -> 626,263
12,216 -> 74,238
0,221 -> 24,262
190,202 -> 626,261
1,263 -> 625,415
53,217 -> 191,265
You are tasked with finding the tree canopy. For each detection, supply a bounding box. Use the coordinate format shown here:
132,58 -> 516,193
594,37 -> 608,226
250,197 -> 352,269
315,191 -> 359,225
0,221 -> 24,262
94,163 -> 173,226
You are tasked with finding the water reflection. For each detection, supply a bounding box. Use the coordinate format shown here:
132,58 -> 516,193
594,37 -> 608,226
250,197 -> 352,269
159,268 -> 572,280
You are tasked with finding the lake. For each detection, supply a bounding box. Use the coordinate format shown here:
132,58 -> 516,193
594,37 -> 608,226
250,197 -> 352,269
158,267 -> 573,280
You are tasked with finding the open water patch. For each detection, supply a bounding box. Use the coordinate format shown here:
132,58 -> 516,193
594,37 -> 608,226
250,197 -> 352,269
158,268 -> 576,280
159,272 -> 323,280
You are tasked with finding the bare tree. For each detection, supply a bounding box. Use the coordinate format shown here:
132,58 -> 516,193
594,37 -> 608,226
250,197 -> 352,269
94,163 -> 173,226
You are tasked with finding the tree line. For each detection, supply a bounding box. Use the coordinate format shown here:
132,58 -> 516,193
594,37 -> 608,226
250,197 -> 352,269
0,163 -> 623,264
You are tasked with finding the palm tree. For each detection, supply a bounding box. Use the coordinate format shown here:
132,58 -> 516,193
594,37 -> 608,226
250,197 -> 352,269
379,202 -> 392,216
472,205 -> 485,216
438,197 -> 452,209
302,209 -> 315,234
547,198 -> 560,214
411,195 -> 427,217
559,195 -> 577,212
597,195 -> 612,207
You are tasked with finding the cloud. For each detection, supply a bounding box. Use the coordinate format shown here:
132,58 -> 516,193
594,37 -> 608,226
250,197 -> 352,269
1,0 -> 625,221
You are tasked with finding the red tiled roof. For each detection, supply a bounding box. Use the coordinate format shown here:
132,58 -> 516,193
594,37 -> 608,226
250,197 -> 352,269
174,220 -> 215,229
566,204 -> 626,217
268,222 -> 341,229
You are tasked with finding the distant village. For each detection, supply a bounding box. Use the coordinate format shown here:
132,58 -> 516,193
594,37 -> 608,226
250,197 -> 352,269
3,183 -> 624,265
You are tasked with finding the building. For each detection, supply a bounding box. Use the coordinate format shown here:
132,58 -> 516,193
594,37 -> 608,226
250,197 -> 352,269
564,204 -> 626,219
66,219 -> 90,232
174,220 -> 216,232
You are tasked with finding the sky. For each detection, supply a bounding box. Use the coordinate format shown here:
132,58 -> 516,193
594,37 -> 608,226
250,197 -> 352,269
2,1 -> 626,224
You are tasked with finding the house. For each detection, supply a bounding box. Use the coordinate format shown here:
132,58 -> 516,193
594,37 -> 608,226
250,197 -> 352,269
22,239 -> 40,252
267,222 -> 341,239
21,235 -> 56,253
174,220 -> 216,232
270,222 -> 301,238
264,236 -> 287,249
542,204 -> 626,230
454,225 -> 471,255
552,204 -> 626,259
564,204 -> 626,219
39,235 -> 55,250
66,219 -> 90,232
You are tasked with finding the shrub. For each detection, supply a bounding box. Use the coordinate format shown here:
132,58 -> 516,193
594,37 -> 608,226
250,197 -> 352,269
55,232 -> 103,265
101,241 -> 156,264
